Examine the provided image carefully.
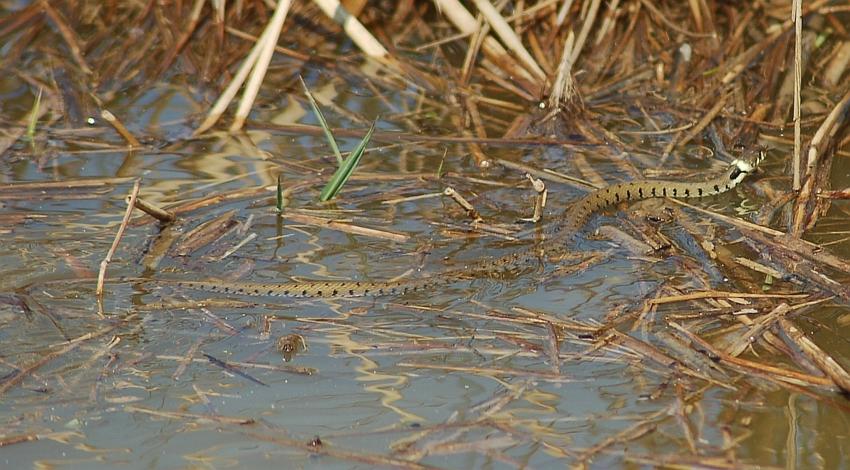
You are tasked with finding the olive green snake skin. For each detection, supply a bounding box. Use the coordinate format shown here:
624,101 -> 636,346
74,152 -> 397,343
163,151 -> 764,299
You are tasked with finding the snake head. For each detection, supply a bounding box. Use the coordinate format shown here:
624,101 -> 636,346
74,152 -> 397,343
728,148 -> 766,184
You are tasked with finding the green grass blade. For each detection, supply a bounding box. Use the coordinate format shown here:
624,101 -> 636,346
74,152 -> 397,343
276,174 -> 285,213
436,148 -> 447,178
319,120 -> 376,202
26,87 -> 43,145
299,75 -> 343,165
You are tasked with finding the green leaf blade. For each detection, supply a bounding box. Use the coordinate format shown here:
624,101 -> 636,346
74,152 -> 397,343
319,120 -> 376,202
299,76 -> 343,165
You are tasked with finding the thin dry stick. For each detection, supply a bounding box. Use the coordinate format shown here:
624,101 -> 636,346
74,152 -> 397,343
676,93 -> 728,149
805,88 -> 850,167
230,0 -> 292,131
96,179 -> 141,296
792,0 -> 803,190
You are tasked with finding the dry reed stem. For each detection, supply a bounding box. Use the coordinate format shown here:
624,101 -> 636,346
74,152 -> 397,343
225,26 -> 311,61
96,179 -> 141,297
173,209 -> 238,256
433,0 -> 537,86
193,29 -> 265,135
669,322 -> 835,389
777,317 -> 850,393
154,355 -> 315,375
791,88 -> 850,236
284,212 -> 409,242
649,291 -> 808,305
725,303 -> 792,357
823,41 -> 850,86
217,233 -> 258,260
397,361 -> 571,381
125,405 -> 255,425
230,0 -> 292,132
672,93 -> 728,152
470,0 -> 546,80
155,0 -> 206,78
638,0 -> 712,38
442,187 -> 481,222
311,0 -> 388,57
792,0 -> 803,190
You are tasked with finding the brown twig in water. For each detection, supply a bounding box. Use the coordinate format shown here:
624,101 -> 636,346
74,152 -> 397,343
131,196 -> 176,223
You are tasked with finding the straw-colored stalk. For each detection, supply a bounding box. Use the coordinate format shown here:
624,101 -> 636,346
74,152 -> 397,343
792,0 -> 803,190
549,31 -> 576,108
311,0 -> 388,57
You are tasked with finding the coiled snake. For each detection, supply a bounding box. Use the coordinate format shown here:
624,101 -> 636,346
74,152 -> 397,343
164,151 -> 764,299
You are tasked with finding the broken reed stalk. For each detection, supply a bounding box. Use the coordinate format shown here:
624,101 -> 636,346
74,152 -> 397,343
96,179 -> 140,297
131,196 -> 175,223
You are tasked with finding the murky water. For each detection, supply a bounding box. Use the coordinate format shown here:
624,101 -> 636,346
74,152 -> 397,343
3,3 -> 850,468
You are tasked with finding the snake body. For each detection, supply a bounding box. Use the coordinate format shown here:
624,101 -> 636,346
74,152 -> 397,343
165,153 -> 763,299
